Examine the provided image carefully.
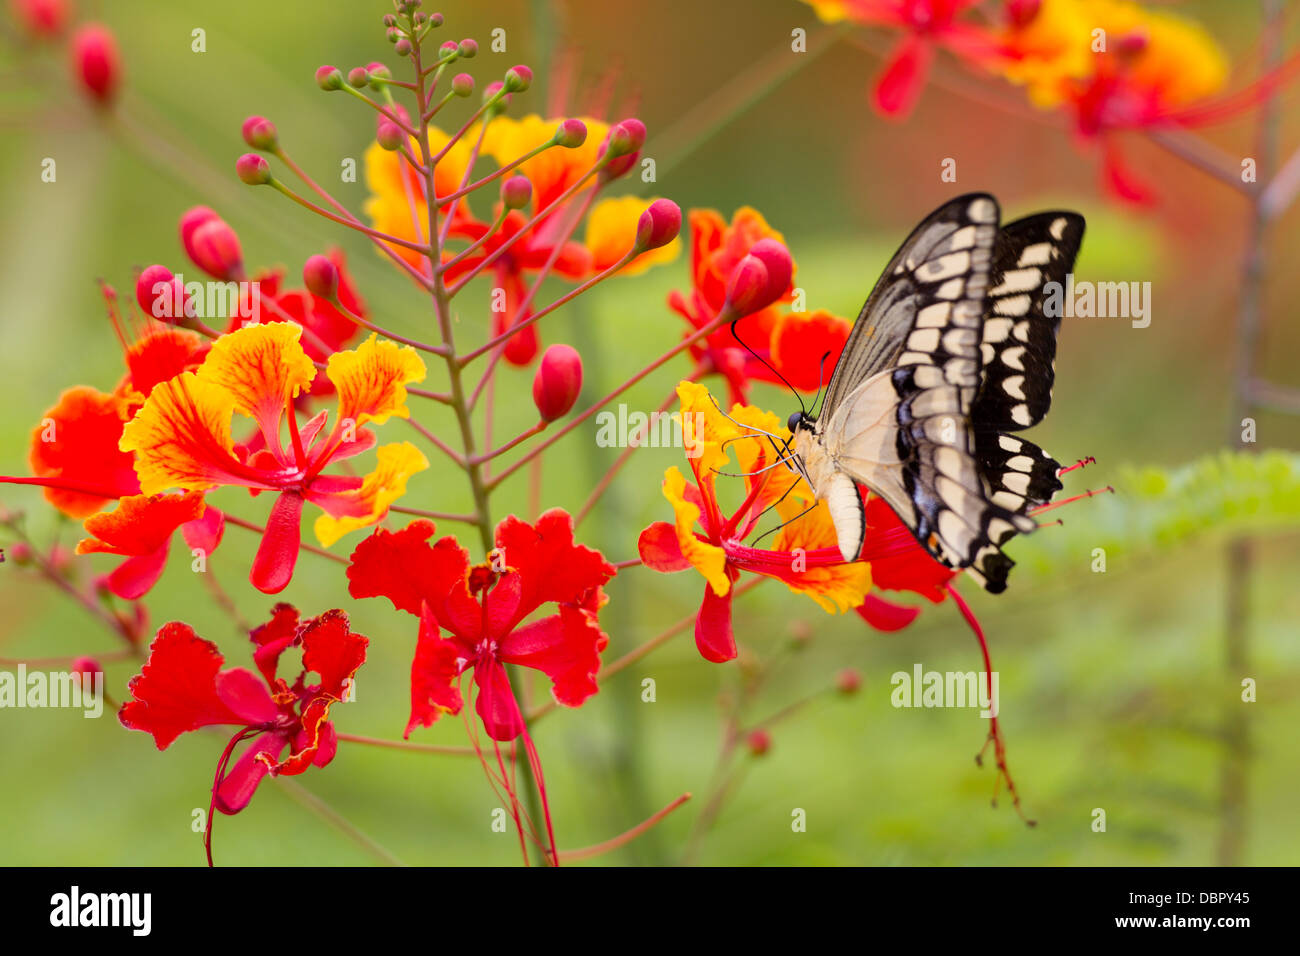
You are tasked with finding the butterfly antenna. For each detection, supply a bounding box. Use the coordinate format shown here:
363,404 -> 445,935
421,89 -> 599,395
810,350 -> 833,418
731,316 -> 805,413
708,394 -> 797,456
751,500 -> 818,548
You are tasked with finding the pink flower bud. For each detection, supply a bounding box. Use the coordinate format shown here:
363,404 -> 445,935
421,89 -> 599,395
186,217 -> 244,281
504,65 -> 532,93
367,61 -> 392,82
634,199 -> 681,251
836,668 -> 862,695
70,656 -> 103,692
439,40 -> 458,57
451,72 -> 474,97
747,237 -> 793,303
179,205 -> 218,250
8,541 -> 33,565
428,12 -> 444,27
458,38 -> 477,57
394,37 -> 412,57
136,265 -> 189,323
241,115 -> 278,151
302,254 -> 339,299
746,729 -> 772,757
12,0 -> 68,38
376,120 -> 404,151
315,64 -> 344,91
501,174 -> 532,210
347,66 -> 369,88
532,345 -> 583,422
600,119 -> 646,180
554,118 -> 587,149
724,256 -> 771,316
71,24 -> 121,106
236,152 -> 271,186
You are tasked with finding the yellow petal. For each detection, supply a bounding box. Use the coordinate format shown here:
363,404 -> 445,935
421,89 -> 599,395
313,441 -> 430,547
197,322 -> 316,435
327,334 -> 428,428
662,466 -> 730,597
120,372 -> 243,495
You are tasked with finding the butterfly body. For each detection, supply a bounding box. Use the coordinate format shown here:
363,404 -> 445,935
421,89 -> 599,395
788,194 -> 1085,593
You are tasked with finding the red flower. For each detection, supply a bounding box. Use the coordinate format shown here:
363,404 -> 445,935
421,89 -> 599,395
347,509 -> 615,741
800,1 -> 998,118
119,606 -> 367,850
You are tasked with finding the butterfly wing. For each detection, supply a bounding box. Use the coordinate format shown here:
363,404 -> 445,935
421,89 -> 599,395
813,199 -> 1085,593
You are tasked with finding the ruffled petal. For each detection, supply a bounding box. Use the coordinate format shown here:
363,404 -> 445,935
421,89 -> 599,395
119,622 -> 252,749
310,441 -> 429,547
197,321 -> 317,442
77,491 -> 206,557
405,602 -> 464,738
492,508 -> 616,622
28,386 -> 139,518
326,334 -> 426,429
497,605 -> 608,708
637,520 -> 691,572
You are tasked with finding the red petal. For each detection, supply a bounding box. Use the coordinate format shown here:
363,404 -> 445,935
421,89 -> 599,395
493,509 -> 616,621
405,602 -> 464,738
873,35 -> 933,119
864,496 -> 957,601
638,520 -> 690,572
28,386 -> 139,518
214,667 -> 280,725
695,582 -> 738,663
249,602 -> 301,685
215,732 -> 289,814
181,505 -> 225,554
250,490 -> 304,594
104,545 -> 170,601
119,622 -> 253,749
856,593 -> 922,632
78,490 -> 205,557
300,608 -> 368,701
474,657 -> 525,742
347,519 -> 470,619
498,605 -> 609,708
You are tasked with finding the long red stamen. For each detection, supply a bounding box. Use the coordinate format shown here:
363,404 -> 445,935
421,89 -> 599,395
206,726 -> 262,867
944,583 -> 1035,826
1056,456 -> 1096,476
1030,486 -> 1115,516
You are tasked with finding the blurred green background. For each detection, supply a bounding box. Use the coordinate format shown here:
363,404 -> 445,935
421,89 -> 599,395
1,0 -> 1297,866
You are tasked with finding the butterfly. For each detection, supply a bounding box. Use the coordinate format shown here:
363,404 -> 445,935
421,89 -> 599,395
784,193 -> 1085,593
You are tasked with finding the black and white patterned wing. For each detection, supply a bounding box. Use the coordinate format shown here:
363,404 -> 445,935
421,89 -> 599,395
818,193 -> 1002,422
969,213 -> 1084,526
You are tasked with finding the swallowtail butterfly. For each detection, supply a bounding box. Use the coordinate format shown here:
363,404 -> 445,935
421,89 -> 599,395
786,193 -> 1085,593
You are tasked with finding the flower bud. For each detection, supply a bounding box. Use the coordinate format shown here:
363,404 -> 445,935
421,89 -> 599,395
501,175 -> 532,211
136,264 -> 188,323
12,0 -> 69,38
532,344 -> 583,422
71,24 -> 121,106
8,541 -> 33,566
376,120 -> 405,151
634,199 -> 681,252
241,115 -> 278,151
179,205 -> 219,250
394,37 -> 412,56
428,12 -> 444,27
302,254 -> 339,299
458,38 -> 477,58
70,656 -> 104,693
382,13 -> 396,27
186,216 -> 244,281
451,72 -> 474,97
746,729 -> 772,757
724,238 -> 792,315
236,152 -> 272,186
599,119 -> 646,181
503,64 -> 532,93
554,118 -> 587,149
315,64 -> 344,91
439,40 -> 458,57
483,80 -> 509,113
347,66 -> 370,88
366,61 -> 392,82
836,668 -> 862,695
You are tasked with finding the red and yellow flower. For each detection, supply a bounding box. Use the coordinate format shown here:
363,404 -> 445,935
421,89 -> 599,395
640,382 -> 955,661
118,321 -> 429,593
